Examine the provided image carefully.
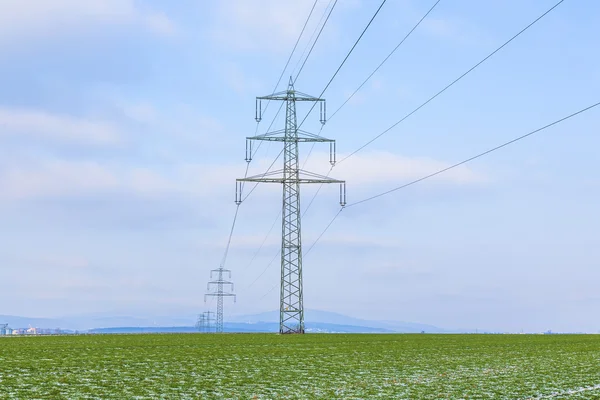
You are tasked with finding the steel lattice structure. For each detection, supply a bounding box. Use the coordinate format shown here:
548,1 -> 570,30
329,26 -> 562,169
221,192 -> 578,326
195,313 -> 205,332
196,311 -> 215,333
205,268 -> 235,333
237,78 -> 346,334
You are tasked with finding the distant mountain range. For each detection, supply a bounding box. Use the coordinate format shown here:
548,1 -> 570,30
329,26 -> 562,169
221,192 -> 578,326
231,310 -> 448,333
0,310 -> 463,334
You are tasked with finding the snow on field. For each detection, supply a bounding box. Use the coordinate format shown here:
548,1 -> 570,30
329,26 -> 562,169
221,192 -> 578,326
0,334 -> 599,399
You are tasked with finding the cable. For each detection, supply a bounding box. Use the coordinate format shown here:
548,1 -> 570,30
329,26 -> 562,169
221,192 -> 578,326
304,207 -> 344,257
242,147 -> 285,202
294,0 -> 339,83
303,100 -> 600,255
233,2 -> 333,285
348,100 -> 600,207
252,204 -> 341,300
299,0 -> 441,217
249,0 -> 570,305
297,0 -> 389,129
240,97 -> 286,197
328,0 -> 443,122
262,0 -> 319,118
241,210 -> 281,273
241,0 -> 320,192
209,2 -> 321,298
243,1 -> 389,296
259,283 -> 278,300
246,249 -> 281,291
338,0 -> 566,165
291,0 -> 336,78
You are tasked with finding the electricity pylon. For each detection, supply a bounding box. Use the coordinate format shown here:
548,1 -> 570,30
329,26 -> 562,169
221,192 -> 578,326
205,267 -> 235,333
204,311 -> 215,332
195,313 -> 206,332
236,78 -> 346,334
196,312 -> 214,333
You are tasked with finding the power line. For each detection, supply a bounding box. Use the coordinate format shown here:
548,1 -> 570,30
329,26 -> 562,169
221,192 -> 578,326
243,0 -> 322,187
338,0 -> 566,165
240,106 -> 285,195
246,248 -> 281,291
253,205 -> 341,301
249,0 -> 571,304
300,0 -> 442,216
219,203 -> 241,267
328,0 -> 443,122
262,0 -> 320,118
240,210 -> 281,274
304,207 -> 344,257
297,0 -> 389,129
240,182 -> 320,294
243,0 -> 390,297
348,101 -> 600,207
304,100 -> 600,255
206,1 -> 322,313
294,0 -> 339,83
246,0 -> 389,210
213,162 -> 250,279
241,147 -> 285,202
237,79 -> 347,334
291,0 -> 337,78
288,0 -> 570,286
235,0 -> 340,272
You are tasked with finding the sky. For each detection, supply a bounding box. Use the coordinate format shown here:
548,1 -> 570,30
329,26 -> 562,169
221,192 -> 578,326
0,0 -> 598,333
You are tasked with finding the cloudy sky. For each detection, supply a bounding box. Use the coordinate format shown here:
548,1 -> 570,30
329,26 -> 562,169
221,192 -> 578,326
0,0 -> 598,333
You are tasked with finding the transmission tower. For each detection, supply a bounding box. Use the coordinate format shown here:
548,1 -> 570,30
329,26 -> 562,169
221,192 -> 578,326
204,311 -> 215,332
236,78 -> 346,334
195,313 -> 206,332
196,311 -> 215,333
205,267 -> 236,333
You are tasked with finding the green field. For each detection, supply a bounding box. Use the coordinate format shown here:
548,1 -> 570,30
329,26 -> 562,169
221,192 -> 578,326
0,333 -> 598,399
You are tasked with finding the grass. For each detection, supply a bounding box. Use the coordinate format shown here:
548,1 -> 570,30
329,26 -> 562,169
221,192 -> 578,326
0,333 -> 598,399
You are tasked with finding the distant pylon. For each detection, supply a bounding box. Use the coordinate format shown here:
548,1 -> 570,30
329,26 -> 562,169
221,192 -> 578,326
205,311 -> 215,332
236,77 -> 346,334
195,313 -> 206,332
196,311 -> 216,333
205,268 -> 235,333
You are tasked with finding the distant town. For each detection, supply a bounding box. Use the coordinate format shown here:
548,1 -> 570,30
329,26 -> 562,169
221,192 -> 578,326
1,325 -> 66,336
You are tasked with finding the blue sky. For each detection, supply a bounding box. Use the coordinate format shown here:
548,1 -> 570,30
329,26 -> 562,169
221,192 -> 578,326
0,0 -> 598,333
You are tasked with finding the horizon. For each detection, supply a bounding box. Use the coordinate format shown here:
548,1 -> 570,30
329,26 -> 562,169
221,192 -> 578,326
2,308 -> 598,334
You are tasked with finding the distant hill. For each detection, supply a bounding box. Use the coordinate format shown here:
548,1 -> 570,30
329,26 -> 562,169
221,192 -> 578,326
0,314 -> 196,331
89,321 -> 396,334
231,309 -> 447,333
1,309 -> 454,333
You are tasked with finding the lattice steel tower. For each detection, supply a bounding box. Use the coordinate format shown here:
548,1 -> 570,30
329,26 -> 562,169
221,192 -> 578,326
236,78 -> 346,334
205,267 -> 235,333
195,311 -> 215,333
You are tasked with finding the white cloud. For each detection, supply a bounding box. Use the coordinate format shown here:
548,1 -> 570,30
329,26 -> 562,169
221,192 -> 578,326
210,0 -> 332,53
0,107 -> 121,145
0,160 -> 120,200
304,151 -> 484,186
0,150 -> 483,204
0,0 -> 177,44
0,159 -> 242,201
